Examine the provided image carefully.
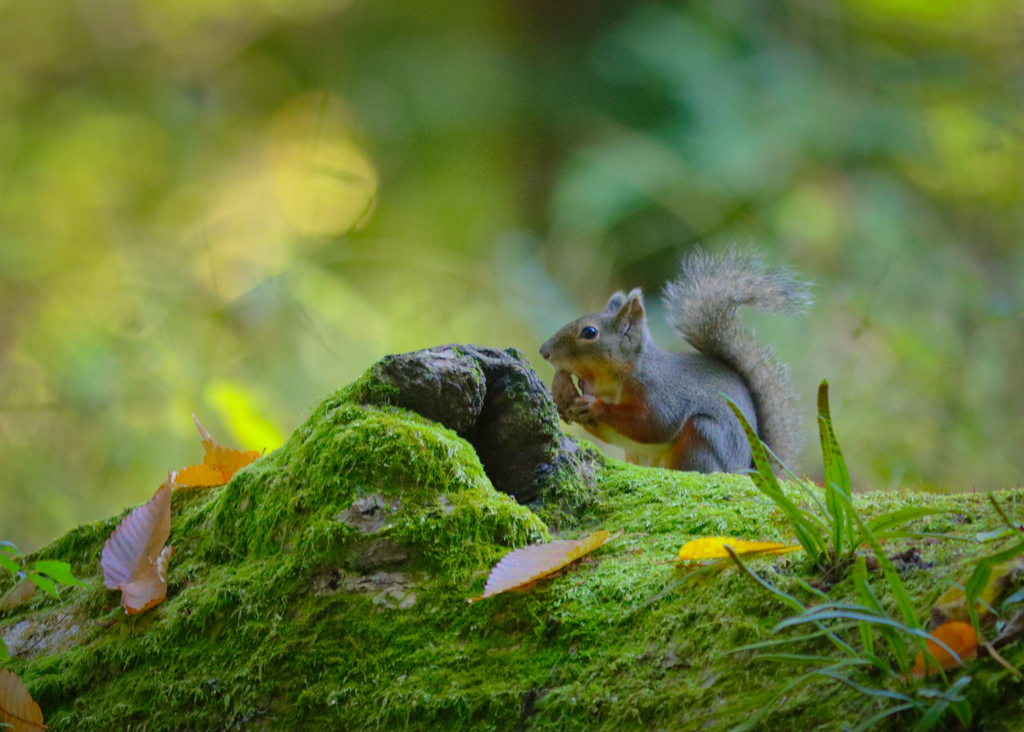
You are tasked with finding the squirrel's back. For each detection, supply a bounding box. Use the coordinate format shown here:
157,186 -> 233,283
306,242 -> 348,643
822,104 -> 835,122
662,248 -> 813,465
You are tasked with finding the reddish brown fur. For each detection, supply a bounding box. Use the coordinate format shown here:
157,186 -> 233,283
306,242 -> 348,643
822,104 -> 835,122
664,420 -> 705,470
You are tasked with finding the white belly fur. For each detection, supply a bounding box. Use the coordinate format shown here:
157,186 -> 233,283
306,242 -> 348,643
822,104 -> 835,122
585,421 -> 673,468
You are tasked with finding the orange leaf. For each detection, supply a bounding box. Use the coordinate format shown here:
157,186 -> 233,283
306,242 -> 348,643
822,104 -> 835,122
175,463 -> 226,488
468,530 -> 613,603
175,415 -> 261,489
0,668 -> 45,732
193,414 -> 217,453
912,621 -> 978,678
678,536 -> 801,562
101,475 -> 174,615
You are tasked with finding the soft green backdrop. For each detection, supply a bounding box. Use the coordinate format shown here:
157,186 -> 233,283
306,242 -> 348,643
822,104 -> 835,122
2,0 -> 1022,551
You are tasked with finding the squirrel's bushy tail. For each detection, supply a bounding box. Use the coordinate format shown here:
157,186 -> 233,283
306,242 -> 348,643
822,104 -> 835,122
662,247 -> 813,465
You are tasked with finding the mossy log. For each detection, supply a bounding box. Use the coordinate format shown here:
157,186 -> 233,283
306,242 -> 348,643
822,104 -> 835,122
2,346 -> 1023,731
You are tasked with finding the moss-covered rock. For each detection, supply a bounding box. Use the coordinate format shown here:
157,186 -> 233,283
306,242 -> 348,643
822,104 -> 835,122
354,344 -> 598,509
2,351 -> 1024,731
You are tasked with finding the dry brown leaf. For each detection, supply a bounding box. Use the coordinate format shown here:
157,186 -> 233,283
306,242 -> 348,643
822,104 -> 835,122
468,530 -> 614,603
0,579 -> 36,612
101,475 -> 174,615
175,415 -> 261,489
0,668 -> 45,732
119,546 -> 176,616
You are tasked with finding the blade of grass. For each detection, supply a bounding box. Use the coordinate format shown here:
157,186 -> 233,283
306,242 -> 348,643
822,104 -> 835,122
726,545 -> 805,614
980,641 -> 1024,680
775,611 -> 965,666
852,556 -> 912,672
831,484 -> 921,630
964,541 -> 1024,632
914,676 -> 971,732
846,702 -> 918,732
819,413 -> 845,559
732,622 -> 865,653
795,600 -> 886,613
819,381 -> 854,552
852,557 -> 876,656
619,563 -> 720,619
813,669 -> 914,703
724,659 -> 880,732
965,541 -> 1024,600
726,547 -> 858,657
777,609 -> 905,629
762,442 -> 829,516
872,531 -> 976,544
949,698 -> 972,729
855,649 -> 904,678
1001,587 -> 1024,611
988,495 -> 1024,543
727,399 -> 828,560
753,653 -> 857,665
866,507 -> 951,534
791,576 -> 830,601
917,675 -> 971,703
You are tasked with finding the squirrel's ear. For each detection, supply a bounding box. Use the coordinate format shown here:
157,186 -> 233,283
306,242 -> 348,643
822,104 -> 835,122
604,291 -> 628,313
613,288 -> 646,330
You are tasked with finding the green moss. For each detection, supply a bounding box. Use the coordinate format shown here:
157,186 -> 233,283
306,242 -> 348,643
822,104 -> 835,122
3,378 -> 1024,731
340,368 -> 403,407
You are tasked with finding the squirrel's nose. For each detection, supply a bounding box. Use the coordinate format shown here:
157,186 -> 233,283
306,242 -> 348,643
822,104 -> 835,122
539,340 -> 551,361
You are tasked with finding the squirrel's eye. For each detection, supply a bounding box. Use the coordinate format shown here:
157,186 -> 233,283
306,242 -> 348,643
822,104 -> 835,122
580,326 -> 598,340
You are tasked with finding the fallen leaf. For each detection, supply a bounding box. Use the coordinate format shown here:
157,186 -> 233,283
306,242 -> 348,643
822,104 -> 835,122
678,537 -> 800,562
120,546 -> 176,615
912,621 -> 977,678
101,475 -> 174,615
175,415 -> 262,488
468,530 -> 613,603
931,554 -> 1024,626
0,580 -> 35,612
0,668 -> 45,732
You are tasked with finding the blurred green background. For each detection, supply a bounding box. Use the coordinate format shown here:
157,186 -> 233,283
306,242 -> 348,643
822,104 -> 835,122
2,0 -> 1023,552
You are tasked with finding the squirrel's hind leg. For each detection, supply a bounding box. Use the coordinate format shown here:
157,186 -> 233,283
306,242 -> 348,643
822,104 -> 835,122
666,417 -> 732,473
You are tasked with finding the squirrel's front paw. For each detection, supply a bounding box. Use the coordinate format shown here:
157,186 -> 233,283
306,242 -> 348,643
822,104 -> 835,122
565,394 -> 600,424
552,371 -> 602,424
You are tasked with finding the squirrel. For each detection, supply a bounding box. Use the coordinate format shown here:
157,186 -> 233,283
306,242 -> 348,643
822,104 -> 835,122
539,248 -> 813,473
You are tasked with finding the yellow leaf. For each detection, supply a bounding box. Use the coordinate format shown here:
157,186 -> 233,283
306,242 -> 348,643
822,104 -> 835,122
931,554 -> 1024,626
468,530 -> 614,603
678,536 -> 801,562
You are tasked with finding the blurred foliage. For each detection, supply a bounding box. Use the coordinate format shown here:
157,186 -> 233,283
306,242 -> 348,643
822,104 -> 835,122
1,0 -> 1023,550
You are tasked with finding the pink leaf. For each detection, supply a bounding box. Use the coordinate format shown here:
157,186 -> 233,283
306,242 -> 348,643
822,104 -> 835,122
101,474 -> 174,614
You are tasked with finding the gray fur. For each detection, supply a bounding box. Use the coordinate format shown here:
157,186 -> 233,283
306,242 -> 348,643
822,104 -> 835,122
662,247 -> 813,465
